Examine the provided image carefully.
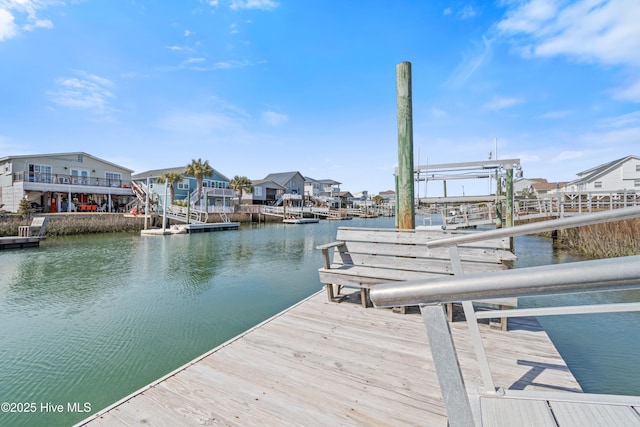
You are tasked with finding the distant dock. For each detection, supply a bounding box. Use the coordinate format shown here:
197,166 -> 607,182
76,290 -> 579,426
141,222 -> 239,235
283,218 -> 320,224
0,235 -> 45,250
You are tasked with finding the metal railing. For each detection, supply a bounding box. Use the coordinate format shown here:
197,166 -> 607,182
14,171 -> 130,188
369,206 -> 640,427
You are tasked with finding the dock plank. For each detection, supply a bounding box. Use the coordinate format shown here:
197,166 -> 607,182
77,290 -> 581,427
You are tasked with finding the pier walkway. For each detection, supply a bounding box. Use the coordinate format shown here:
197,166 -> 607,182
77,290 -> 579,426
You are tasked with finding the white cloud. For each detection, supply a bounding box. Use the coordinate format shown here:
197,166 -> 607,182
24,18 -> 52,31
445,36 -> 493,88
229,0 -> 279,11
537,110 -> 572,119
498,0 -> 640,67
443,7 -> 452,16
483,96 -> 522,110
429,108 -> 448,118
610,78 -> 640,102
458,5 -> 478,20
0,0 -> 59,41
157,111 -> 242,135
0,9 -> 17,41
261,111 -> 288,126
47,71 -> 116,121
598,111 -> 640,128
552,150 -> 583,162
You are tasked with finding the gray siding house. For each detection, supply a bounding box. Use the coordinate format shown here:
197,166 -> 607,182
0,152 -> 134,213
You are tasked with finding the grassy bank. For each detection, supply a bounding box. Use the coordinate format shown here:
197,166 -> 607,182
559,218 -> 640,258
0,214 -> 145,237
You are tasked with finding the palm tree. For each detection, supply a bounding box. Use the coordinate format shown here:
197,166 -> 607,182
372,195 -> 384,205
185,158 -> 213,208
156,172 -> 184,204
228,175 -> 253,202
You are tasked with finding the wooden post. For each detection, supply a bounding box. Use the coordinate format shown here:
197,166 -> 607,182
396,61 -> 415,229
505,167 -> 514,251
495,169 -> 503,228
505,167 -> 514,228
394,173 -> 399,228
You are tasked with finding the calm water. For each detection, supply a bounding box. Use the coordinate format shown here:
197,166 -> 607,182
0,216 -> 638,426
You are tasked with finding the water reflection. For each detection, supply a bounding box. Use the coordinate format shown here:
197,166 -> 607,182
513,235 -> 640,396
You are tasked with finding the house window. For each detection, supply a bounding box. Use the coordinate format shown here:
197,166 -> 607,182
28,164 -> 53,183
177,180 -> 189,190
77,154 -> 84,163
106,172 -> 122,186
635,179 -> 640,188
71,169 -> 89,184
636,165 -> 640,172
594,181 -> 602,188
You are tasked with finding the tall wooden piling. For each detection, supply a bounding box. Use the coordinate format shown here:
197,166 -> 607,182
396,61 -> 415,229
505,167 -> 514,228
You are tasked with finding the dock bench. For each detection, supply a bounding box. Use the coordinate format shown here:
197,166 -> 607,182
317,226 -> 517,322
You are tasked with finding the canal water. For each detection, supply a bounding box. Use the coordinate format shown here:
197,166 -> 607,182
0,216 -> 638,426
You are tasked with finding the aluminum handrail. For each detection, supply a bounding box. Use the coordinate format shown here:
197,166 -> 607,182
425,205 -> 640,248
370,255 -> 640,307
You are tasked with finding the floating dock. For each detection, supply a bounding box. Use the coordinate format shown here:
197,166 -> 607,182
141,222 -> 239,235
76,290 -> 580,426
282,218 -> 320,224
0,236 -> 45,250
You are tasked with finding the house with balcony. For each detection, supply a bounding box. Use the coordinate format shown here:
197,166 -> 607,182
131,166 -> 235,213
351,191 -> 370,208
240,179 -> 285,205
0,152 -> 134,213
304,177 -> 341,207
253,171 -> 306,206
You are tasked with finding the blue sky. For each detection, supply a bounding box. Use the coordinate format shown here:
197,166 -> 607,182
1,0 -> 639,196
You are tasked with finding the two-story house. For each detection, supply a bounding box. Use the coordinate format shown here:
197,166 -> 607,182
0,152 -> 134,213
562,155 -> 640,193
304,177 -> 341,207
131,166 -> 235,213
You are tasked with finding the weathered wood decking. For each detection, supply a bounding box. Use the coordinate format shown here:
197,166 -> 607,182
76,290 -> 580,426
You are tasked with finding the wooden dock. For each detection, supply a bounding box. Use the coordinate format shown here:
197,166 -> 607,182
0,235 -> 45,249
76,290 -> 580,426
140,222 -> 239,235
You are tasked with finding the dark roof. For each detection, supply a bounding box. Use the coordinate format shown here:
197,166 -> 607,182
250,179 -> 285,189
263,171 -> 304,186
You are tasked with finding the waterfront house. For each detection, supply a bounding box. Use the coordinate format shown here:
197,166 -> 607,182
132,166 -> 235,213
0,152 -> 134,213
240,179 -> 285,205
304,177 -> 341,207
263,171 -> 306,196
256,171 -> 306,207
561,155 -> 640,193
336,191 -> 354,208
378,189 -> 396,206
351,191 -> 370,208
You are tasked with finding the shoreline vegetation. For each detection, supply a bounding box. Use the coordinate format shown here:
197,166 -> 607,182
557,218 -> 640,259
1,214 -> 638,259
